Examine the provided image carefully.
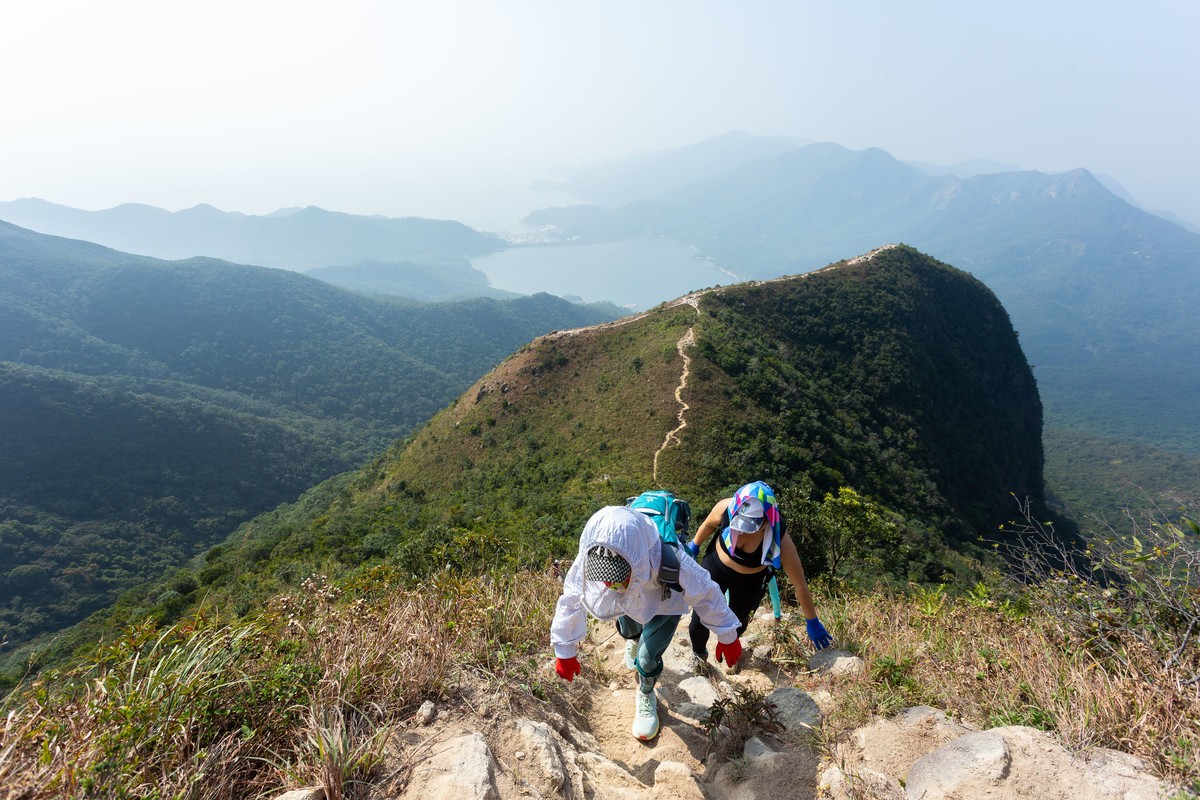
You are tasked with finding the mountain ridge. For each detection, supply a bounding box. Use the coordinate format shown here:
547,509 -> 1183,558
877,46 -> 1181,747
0,199 -> 503,269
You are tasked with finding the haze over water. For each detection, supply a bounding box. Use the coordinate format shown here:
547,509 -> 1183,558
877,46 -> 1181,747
471,236 -> 734,310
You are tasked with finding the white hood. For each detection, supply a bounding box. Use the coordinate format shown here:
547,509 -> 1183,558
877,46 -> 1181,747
550,505 -> 740,658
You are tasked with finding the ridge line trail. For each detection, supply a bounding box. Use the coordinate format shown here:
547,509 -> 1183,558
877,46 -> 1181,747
539,245 -> 896,344
538,245 -> 899,485
653,298 -> 698,484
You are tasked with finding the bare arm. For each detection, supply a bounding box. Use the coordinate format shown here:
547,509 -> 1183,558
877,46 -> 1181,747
778,534 -> 819,620
690,497 -> 733,551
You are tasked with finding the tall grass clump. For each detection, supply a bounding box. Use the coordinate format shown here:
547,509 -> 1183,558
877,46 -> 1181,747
0,567 -> 563,799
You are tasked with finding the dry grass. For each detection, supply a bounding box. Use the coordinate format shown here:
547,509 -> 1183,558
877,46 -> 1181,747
4,548 -> 1196,797
0,568 -> 563,800
793,586 -> 1200,792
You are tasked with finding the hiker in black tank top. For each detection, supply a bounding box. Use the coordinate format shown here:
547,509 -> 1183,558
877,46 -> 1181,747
683,481 -> 834,661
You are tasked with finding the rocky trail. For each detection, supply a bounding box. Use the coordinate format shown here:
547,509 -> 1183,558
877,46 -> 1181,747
302,608 -> 1171,800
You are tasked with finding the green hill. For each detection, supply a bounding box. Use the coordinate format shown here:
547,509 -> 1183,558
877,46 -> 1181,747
0,221 -> 621,655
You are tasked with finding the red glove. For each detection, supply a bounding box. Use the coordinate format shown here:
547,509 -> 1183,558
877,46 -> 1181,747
555,656 -> 581,681
715,638 -> 743,666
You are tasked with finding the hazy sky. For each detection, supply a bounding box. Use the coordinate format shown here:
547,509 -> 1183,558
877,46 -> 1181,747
3,1 -> 1197,231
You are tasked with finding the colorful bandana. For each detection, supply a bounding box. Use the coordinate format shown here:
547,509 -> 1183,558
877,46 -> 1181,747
721,481 -> 783,569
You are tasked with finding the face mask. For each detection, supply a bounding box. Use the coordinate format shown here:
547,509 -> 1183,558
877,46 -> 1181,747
582,579 -> 627,618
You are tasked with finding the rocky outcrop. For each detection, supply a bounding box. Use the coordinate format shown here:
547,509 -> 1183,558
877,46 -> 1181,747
823,707 -> 1168,800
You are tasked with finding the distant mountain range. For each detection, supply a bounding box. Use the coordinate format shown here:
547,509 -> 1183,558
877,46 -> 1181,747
531,131 -> 805,207
0,220 -> 620,659
0,198 -> 504,270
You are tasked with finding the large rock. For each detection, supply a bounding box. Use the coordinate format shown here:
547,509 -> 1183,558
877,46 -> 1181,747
400,731 -> 499,800
514,719 -> 569,798
765,686 -> 821,731
852,705 -> 974,778
904,729 -> 1011,798
903,723 -> 1170,800
273,789 -> 324,800
824,709 -> 1172,800
809,648 -> 866,677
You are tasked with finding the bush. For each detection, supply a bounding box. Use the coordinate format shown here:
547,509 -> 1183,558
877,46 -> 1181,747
1007,504 -> 1200,688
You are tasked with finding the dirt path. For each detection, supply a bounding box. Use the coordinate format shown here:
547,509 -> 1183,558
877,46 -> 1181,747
576,609 -> 822,798
652,306 -> 697,484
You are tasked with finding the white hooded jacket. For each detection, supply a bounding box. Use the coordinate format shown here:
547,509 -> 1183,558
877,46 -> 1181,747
550,505 -> 741,658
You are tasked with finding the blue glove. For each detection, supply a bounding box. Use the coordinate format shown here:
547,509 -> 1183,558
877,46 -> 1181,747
683,541 -> 700,559
805,617 -> 833,650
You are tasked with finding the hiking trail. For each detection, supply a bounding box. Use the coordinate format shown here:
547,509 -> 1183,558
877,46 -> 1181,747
652,297 -> 699,484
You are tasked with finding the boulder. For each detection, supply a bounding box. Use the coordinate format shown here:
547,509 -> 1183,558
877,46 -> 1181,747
400,731 -> 499,800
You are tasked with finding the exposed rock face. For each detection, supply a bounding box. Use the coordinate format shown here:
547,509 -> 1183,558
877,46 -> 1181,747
824,706 -> 1168,800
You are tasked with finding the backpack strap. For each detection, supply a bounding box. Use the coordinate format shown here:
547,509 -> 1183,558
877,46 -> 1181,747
658,537 -> 683,596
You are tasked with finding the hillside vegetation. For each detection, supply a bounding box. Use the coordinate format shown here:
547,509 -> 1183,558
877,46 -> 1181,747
89,246 -> 1059,645
0,221 -> 620,657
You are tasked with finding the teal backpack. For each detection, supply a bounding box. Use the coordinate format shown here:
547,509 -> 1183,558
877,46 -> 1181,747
626,490 -> 691,593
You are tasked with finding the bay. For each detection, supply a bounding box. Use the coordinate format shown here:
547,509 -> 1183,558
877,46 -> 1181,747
469,235 -> 738,311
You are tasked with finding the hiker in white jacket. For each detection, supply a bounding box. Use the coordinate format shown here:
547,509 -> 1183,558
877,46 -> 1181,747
551,505 -> 743,740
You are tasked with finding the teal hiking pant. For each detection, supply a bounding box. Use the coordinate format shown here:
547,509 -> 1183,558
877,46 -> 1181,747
616,613 -> 681,693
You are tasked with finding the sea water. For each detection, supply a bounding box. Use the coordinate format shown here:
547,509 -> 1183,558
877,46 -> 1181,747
469,235 -> 738,311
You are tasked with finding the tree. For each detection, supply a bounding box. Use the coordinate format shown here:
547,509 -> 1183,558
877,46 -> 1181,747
797,487 -> 900,582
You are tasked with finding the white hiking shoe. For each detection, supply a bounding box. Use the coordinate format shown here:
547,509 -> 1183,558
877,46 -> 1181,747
632,688 -> 660,740
624,639 -> 638,670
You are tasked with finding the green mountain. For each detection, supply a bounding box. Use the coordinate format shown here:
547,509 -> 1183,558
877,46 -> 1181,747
524,142 -> 1200,478
0,199 -> 504,270
0,221 -> 621,655
96,246 -> 1057,652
